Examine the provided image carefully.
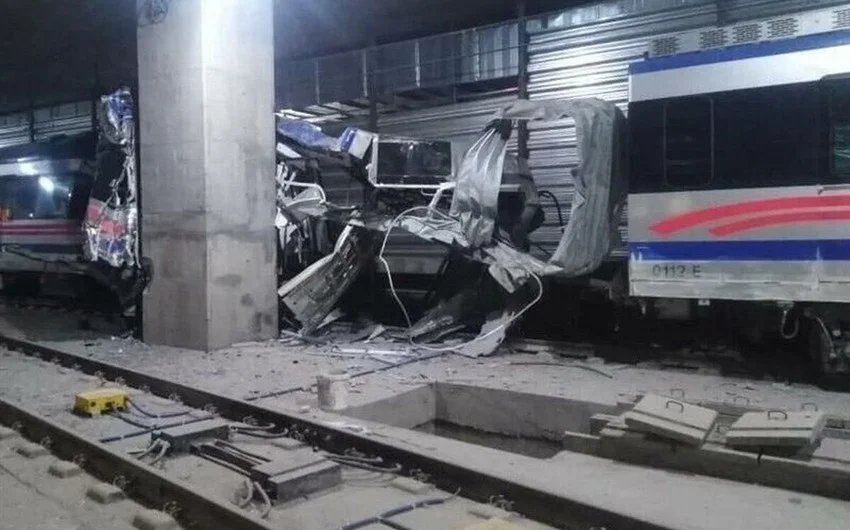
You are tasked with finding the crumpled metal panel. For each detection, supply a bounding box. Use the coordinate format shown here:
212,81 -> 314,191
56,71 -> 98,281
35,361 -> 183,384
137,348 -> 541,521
450,124 -> 509,247
276,98 -> 622,352
350,98 -> 623,291
279,225 -> 378,334
83,88 -> 138,269
354,95 -> 519,271
496,99 -> 626,277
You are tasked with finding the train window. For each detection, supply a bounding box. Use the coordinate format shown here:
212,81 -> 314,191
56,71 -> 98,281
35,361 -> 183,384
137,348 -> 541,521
826,78 -> 850,178
663,97 -> 713,188
0,174 -> 77,220
627,101 -> 664,193
632,82 -> 822,192
714,83 -> 820,187
836,125 -> 850,176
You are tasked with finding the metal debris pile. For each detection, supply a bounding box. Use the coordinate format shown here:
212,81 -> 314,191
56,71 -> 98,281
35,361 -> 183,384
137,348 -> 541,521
278,320 -> 467,364
275,98 -> 627,357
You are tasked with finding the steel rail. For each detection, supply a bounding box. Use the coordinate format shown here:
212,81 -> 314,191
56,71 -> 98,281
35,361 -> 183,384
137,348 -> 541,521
0,395 -> 276,530
0,333 -> 669,530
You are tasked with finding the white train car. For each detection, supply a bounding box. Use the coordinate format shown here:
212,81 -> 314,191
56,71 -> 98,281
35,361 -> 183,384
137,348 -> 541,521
627,7 -> 850,376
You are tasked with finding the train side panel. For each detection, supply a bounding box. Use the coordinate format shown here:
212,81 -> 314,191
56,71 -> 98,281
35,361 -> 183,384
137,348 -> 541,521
629,186 -> 850,302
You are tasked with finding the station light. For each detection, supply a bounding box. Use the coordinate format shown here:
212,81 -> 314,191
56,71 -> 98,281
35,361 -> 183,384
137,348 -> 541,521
38,176 -> 55,193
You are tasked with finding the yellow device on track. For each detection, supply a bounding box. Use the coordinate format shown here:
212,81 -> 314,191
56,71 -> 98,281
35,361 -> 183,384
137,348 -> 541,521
74,388 -> 129,416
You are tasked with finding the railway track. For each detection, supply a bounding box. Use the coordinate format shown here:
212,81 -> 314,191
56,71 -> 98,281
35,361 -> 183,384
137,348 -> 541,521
0,395 -> 272,530
0,333 -> 672,530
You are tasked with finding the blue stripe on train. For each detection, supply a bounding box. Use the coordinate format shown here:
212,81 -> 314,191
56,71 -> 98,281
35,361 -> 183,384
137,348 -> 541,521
629,29 -> 850,75
629,240 -> 850,261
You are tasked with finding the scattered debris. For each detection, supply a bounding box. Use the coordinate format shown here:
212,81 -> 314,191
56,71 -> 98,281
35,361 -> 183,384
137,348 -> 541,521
508,361 -> 614,379
279,226 -> 378,335
322,421 -> 370,435
334,346 -> 414,357
365,325 -> 387,342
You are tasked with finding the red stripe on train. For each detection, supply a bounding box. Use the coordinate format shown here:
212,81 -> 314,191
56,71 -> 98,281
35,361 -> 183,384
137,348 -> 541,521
709,209 -> 850,236
0,228 -> 81,234
0,222 -> 77,228
650,195 -> 850,235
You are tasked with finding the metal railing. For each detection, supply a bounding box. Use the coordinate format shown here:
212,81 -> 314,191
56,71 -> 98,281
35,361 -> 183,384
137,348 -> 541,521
278,21 -> 520,110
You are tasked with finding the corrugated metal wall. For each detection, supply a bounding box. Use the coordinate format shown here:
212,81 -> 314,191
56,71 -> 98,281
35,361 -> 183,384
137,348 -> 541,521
526,0 -> 719,256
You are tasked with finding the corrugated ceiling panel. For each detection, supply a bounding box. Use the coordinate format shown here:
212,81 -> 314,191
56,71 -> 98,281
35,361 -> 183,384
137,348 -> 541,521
33,100 -> 92,141
0,111 -> 30,149
0,100 -> 93,150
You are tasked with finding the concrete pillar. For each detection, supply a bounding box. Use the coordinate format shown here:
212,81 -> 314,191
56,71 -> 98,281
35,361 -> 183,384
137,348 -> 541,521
138,0 -> 277,350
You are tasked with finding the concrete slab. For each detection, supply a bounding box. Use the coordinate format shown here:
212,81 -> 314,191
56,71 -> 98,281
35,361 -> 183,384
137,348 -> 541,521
251,452 -> 326,479
86,483 -> 125,504
153,419 -> 231,453
624,394 -> 718,446
598,414 -> 646,441
0,426 -> 18,440
6,330 -> 850,530
813,437 -> 850,464
272,437 -> 307,451
390,476 -> 433,494
48,460 -> 83,479
252,459 -> 342,503
561,431 -> 599,454
132,509 -> 178,530
589,413 -> 615,435
727,410 -> 826,447
461,519 -> 527,530
467,505 -> 514,520
15,442 -> 49,458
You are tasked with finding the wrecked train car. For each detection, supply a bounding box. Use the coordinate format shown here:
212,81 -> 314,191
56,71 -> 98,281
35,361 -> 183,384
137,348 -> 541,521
0,88 -> 149,310
274,98 -> 626,354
